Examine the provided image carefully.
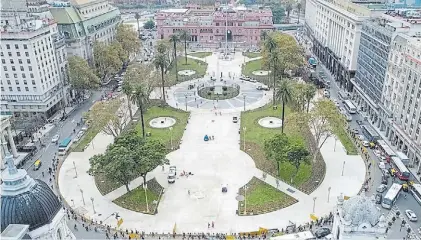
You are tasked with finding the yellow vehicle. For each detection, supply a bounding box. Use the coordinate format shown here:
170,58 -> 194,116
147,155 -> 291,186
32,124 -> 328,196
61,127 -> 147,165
33,160 -> 42,171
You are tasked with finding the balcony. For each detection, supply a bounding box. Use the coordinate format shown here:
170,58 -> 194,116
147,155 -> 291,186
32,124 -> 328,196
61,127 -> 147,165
54,35 -> 66,49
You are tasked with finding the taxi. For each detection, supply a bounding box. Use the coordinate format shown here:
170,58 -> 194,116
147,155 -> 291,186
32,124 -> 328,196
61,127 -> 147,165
33,160 -> 42,171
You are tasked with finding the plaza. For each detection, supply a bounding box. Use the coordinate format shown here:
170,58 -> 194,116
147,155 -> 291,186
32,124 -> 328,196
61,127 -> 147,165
58,51 -> 366,233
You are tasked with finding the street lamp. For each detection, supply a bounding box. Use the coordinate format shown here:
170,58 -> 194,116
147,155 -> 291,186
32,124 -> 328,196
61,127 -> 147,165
73,161 -> 78,178
243,94 -> 246,111
71,199 -> 75,207
80,189 -> 85,205
143,183 -> 150,213
244,185 -> 248,215
341,161 -> 346,176
243,127 -> 246,151
313,197 -> 317,213
169,127 -> 173,150
334,136 -> 337,152
90,197 -> 96,214
328,187 -> 332,203
184,94 -> 188,111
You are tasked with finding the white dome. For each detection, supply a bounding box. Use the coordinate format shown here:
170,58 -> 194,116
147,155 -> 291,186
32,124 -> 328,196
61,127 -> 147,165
342,194 -> 381,226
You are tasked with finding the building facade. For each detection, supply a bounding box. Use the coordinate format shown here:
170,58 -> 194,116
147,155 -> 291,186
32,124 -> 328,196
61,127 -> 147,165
0,0 -> 68,119
49,0 -> 121,63
380,33 -> 421,171
352,18 -> 409,127
156,5 -> 274,48
305,0 -> 372,92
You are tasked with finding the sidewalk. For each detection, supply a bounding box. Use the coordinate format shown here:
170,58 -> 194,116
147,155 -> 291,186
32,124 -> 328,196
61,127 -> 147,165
32,123 -> 55,140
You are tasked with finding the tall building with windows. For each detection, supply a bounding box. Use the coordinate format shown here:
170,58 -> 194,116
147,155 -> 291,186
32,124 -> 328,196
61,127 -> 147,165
305,0 -> 374,91
49,0 -> 121,63
352,18 -> 410,127
0,0 -> 68,119
380,33 -> 421,171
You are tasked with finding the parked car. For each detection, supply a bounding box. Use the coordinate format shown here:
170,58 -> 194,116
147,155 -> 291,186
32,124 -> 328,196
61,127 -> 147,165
358,135 -> 365,141
381,176 -> 388,185
256,85 -> 269,91
339,107 -> 346,115
382,168 -> 390,178
376,184 -> 388,193
356,120 -> 363,125
73,131 -> 85,142
314,227 -> 331,239
51,134 -> 60,143
362,140 -> 370,147
169,165 -> 176,175
168,170 -> 176,183
345,113 -> 353,122
405,209 -> 417,222
375,193 -> 382,204
378,162 -> 386,170
232,117 -> 238,123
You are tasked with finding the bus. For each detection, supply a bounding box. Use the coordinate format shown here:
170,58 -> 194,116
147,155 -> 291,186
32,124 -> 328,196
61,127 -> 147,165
58,137 -> 72,156
343,100 -> 357,114
391,157 -> 411,181
361,125 -> 380,143
410,183 -> 421,205
382,183 -> 402,209
396,151 -> 410,166
376,140 -> 396,162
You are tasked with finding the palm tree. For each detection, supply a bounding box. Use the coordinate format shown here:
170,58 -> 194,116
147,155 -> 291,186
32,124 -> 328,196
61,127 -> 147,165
153,53 -> 168,102
261,30 -> 269,42
131,85 -> 147,138
304,84 -> 316,113
264,34 -> 277,98
169,34 -> 180,82
296,3 -> 302,24
269,50 -> 280,105
135,13 -> 141,38
179,30 -> 190,65
122,82 -> 134,120
286,3 -> 293,22
276,79 -> 292,133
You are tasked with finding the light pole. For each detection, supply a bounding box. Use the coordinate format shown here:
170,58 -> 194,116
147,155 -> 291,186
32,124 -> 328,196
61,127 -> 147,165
184,94 -> 188,111
328,187 -> 331,203
243,127 -> 246,151
73,161 -> 78,178
341,161 -> 346,176
80,189 -> 85,205
244,185 -> 248,215
334,137 -> 337,152
169,127 -> 173,150
90,197 -> 96,214
312,197 -> 317,213
144,183 -> 150,213
243,94 -> 246,111
71,199 -> 75,207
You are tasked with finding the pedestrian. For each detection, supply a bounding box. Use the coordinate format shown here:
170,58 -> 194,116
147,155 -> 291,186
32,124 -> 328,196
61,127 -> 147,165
42,171 -> 45,177
212,221 -> 214,228
208,223 -> 210,228
188,190 -> 190,195
276,179 -> 279,188
49,178 -> 52,182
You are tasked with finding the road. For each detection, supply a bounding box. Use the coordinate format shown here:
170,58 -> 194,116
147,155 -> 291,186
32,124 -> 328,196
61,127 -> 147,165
316,62 -> 421,238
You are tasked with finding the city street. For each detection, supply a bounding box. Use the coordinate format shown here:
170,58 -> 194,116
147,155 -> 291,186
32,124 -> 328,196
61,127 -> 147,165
316,62 -> 421,237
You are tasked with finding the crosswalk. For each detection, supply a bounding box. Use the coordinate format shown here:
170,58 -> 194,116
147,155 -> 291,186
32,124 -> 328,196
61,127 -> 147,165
386,206 -> 420,240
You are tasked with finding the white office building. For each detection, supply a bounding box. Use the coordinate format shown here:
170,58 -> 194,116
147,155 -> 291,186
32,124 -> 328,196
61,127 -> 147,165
381,33 -> 421,171
0,0 -> 68,120
305,0 -> 378,92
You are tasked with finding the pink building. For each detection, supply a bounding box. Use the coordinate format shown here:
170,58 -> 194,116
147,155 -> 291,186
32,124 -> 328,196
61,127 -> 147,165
156,5 -> 274,47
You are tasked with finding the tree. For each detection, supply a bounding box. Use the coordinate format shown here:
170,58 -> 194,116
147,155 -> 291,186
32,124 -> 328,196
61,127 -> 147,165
286,2 -> 293,21
68,56 -> 100,98
89,129 -> 167,193
131,85 -> 148,138
122,82 -> 134,120
263,34 -> 277,95
261,30 -> 269,42
276,79 -> 293,133
90,146 -> 138,192
135,13 -> 141,37
264,134 -> 289,174
169,34 -> 180,82
93,41 -> 122,81
143,20 -> 155,30
296,3 -> 302,23
124,63 -> 156,103
291,100 -> 344,162
179,30 -> 190,65
116,24 -> 141,63
287,144 -> 309,183
304,84 -> 316,113
271,6 -> 285,24
153,53 -> 168,102
86,98 -> 128,138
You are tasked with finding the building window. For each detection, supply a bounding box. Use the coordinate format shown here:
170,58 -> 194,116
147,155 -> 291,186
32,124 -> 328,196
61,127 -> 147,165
6,44 -> 10,49
12,66 -> 16,71
24,44 -> 27,49
32,80 -> 35,85
18,59 -> 22,64
8,52 -> 11,57
30,73 -> 34,78
15,44 -> 19,49
17,87 -> 21,92
5,73 -> 9,78
27,59 -> 31,64
7,80 -> 11,85
9,87 -> 12,91
25,87 -> 29,91
15,80 -> 19,85
1,59 -> 5,64
3,66 -> 7,71
17,52 -> 20,57
29,66 -> 32,71
25,52 -> 29,57
33,87 -> 37,92
14,73 -> 17,78
0,87 -> 3,92
10,59 -> 14,64
20,66 -> 24,71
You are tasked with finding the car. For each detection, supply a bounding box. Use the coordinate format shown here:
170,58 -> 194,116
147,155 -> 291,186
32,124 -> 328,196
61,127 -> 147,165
352,129 -> 359,134
314,227 -> 331,238
358,135 -> 365,141
382,168 -> 390,178
233,116 -> 238,123
117,86 -> 122,92
362,140 -> 370,147
375,193 -> 382,204
169,165 -> 176,175
33,159 -> 42,170
51,134 -> 60,143
339,107 -> 346,115
405,210 -> 417,222
323,90 -> 330,98
168,170 -> 176,183
81,126 -> 89,131
240,75 -> 250,81
376,184 -> 387,193
381,176 -> 388,185
356,120 -> 363,125
333,100 -> 340,107
344,113 -> 353,122
378,162 -> 386,170
73,131 -> 85,142
249,79 -> 257,83
256,85 -> 269,91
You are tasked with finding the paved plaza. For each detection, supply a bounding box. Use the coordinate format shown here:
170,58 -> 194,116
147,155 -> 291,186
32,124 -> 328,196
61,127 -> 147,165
58,51 -> 366,233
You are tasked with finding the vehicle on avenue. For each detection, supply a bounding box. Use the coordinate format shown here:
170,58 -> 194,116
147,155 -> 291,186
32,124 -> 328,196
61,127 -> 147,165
169,165 -> 177,175
168,170 -> 176,183
382,168 -> 390,178
338,107 -> 346,115
358,135 -> 365,141
58,137 -> 73,156
51,134 -> 60,143
233,117 -> 238,123
381,176 -> 388,185
344,113 -> 353,122
33,159 -> 42,171
362,140 -> 370,147
382,183 -> 402,209
323,90 -> 330,98
73,131 -> 85,143
352,129 -> 359,134
314,227 -> 331,239
343,100 -> 357,114
356,120 -> 363,125
378,162 -> 386,170
240,75 -> 250,81
256,85 -> 269,91
333,100 -> 340,107
390,156 -> 411,181
410,183 -> 421,205
405,209 -> 417,222
377,184 -> 388,193
375,193 -> 382,204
